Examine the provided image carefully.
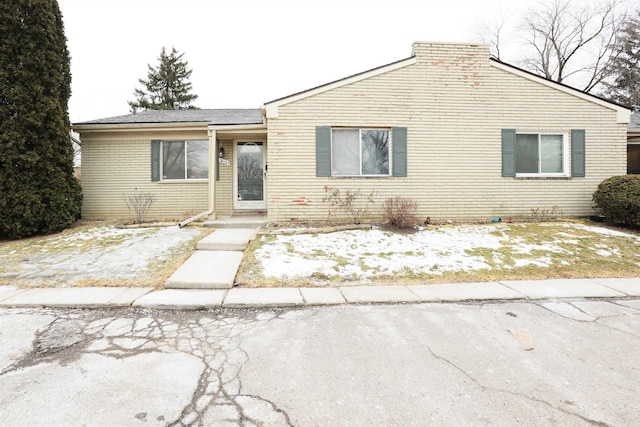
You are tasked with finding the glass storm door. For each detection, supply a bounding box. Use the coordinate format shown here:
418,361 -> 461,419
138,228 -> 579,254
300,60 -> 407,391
235,142 -> 266,210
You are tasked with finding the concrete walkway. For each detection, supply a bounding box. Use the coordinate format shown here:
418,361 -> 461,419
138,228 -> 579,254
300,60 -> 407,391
165,216 -> 263,289
0,278 -> 638,310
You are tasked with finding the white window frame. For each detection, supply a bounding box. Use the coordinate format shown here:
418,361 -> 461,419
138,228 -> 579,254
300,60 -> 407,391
330,128 -> 391,177
515,132 -> 569,178
160,140 -> 209,181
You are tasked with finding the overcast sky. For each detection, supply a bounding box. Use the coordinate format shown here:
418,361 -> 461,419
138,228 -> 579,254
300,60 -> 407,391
57,0 -> 622,123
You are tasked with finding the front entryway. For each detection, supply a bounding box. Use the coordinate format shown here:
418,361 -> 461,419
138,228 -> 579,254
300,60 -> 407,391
234,142 -> 266,210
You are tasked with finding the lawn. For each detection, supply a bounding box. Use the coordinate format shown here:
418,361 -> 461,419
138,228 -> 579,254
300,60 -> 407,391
0,221 -> 210,288
236,221 -> 640,287
1,220 -> 638,289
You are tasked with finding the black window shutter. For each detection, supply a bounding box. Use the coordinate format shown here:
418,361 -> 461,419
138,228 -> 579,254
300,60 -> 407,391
392,127 -> 407,177
151,140 -> 160,182
571,129 -> 586,177
316,126 -> 331,177
501,129 -> 516,177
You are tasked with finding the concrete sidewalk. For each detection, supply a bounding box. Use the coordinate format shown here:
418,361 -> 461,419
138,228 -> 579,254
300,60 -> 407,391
166,224 -> 260,290
0,278 -> 638,310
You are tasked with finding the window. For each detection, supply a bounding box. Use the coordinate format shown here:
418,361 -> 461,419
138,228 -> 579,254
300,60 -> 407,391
515,133 -> 568,176
161,140 -> 208,180
331,129 -> 389,176
628,145 -> 640,174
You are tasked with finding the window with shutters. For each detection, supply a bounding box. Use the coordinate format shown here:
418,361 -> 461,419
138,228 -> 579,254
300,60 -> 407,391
161,140 -> 208,180
515,132 -> 568,177
331,128 -> 389,176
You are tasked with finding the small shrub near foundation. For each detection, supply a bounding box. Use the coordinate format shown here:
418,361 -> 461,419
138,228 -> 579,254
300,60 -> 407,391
382,197 -> 419,229
123,188 -> 157,224
530,206 -> 562,222
322,186 -> 376,224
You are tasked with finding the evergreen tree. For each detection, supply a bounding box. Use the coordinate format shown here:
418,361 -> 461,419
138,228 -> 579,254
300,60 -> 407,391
603,11 -> 640,111
128,47 -> 198,111
0,0 -> 82,239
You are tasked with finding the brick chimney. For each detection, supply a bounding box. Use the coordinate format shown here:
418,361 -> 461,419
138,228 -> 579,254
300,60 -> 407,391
411,41 -> 490,66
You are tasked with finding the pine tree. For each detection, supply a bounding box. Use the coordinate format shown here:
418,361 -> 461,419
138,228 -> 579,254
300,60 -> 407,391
128,47 -> 198,111
603,11 -> 640,111
0,0 -> 82,239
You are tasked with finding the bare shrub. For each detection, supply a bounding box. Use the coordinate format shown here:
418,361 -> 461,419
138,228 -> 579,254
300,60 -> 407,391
530,205 -> 562,222
383,197 -> 419,229
322,186 -> 376,224
123,188 -> 157,224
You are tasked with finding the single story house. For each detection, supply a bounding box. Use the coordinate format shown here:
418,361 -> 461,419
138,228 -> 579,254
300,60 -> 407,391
73,41 -> 632,224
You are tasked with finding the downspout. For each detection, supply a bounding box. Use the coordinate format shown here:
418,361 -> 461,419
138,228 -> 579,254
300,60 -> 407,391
178,128 -> 217,228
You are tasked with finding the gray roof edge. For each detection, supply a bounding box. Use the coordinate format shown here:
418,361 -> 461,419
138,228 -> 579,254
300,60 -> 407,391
74,108 -> 263,126
491,58 -> 632,113
263,55 -> 415,106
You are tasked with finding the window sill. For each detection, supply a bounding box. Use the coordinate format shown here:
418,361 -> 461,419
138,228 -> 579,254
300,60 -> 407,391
514,174 -> 570,180
159,179 -> 208,183
330,175 -> 392,178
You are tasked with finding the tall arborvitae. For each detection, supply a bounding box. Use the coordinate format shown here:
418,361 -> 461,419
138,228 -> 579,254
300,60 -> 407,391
0,0 -> 82,239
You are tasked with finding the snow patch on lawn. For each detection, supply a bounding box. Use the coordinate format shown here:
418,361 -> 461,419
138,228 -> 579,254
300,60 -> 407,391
257,225 -> 505,280
254,222 -> 639,283
553,223 -> 640,240
2,226 -> 203,285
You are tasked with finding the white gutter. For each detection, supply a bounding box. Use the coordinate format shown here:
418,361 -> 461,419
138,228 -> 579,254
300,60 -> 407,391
178,129 -> 217,228
72,121 -> 208,132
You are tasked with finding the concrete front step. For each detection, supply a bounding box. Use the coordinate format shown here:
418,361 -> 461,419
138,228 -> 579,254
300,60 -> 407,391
165,251 -> 244,289
203,215 -> 266,229
196,228 -> 257,251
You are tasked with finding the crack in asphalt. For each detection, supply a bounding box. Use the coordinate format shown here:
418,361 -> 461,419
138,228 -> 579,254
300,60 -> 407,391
400,301 -> 631,427
421,341 -> 612,426
0,308 -> 297,426
533,300 -> 640,339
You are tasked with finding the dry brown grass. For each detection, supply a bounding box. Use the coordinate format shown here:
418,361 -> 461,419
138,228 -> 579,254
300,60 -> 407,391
237,221 -> 640,288
0,223 -> 212,288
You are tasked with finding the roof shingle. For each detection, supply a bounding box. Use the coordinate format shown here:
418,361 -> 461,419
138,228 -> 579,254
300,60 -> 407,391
75,109 -> 263,126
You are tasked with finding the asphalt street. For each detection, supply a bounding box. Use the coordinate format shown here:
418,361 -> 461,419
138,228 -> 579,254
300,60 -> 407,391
0,299 -> 639,426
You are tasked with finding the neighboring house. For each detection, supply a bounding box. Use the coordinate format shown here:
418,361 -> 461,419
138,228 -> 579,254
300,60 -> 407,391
627,112 -> 640,174
70,131 -> 82,180
73,41 -> 631,224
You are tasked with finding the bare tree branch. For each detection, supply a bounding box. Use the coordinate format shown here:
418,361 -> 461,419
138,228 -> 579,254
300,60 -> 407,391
520,0 -> 627,92
477,14 -> 511,59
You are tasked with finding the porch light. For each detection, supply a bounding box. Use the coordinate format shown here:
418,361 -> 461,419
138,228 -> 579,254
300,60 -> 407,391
218,147 -> 225,158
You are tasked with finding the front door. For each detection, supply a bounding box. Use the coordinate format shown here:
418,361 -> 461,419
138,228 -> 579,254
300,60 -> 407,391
234,142 -> 266,210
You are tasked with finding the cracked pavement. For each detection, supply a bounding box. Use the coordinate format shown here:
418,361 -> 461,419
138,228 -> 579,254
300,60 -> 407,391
0,299 -> 639,426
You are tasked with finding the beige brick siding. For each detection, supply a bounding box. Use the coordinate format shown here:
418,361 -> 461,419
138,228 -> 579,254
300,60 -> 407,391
80,131 -> 209,221
265,42 -> 627,223
215,139 -> 234,217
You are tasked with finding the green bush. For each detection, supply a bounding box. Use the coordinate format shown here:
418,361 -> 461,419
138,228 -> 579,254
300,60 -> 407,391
592,175 -> 640,227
